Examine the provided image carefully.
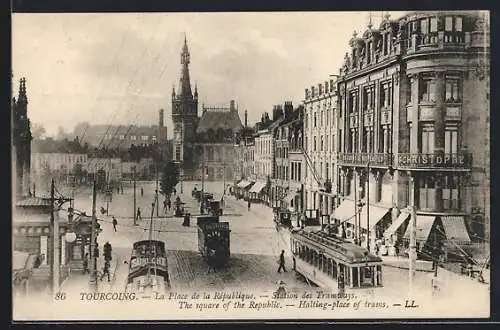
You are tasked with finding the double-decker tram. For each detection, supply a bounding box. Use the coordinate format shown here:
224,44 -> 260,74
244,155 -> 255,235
125,240 -> 171,294
290,229 -> 383,292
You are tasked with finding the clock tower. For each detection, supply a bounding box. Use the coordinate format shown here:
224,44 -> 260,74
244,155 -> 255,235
172,36 -> 198,177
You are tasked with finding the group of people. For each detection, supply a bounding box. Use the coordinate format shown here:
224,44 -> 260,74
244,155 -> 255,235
82,241 -> 113,282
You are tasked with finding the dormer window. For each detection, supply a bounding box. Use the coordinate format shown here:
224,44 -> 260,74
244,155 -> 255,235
430,17 -> 438,32
445,17 -> 453,31
421,19 -> 429,34
455,17 -> 463,32
366,42 -> 372,64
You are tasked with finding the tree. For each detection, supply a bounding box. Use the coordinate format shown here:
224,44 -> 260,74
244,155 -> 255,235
31,122 -> 46,139
160,161 -> 179,197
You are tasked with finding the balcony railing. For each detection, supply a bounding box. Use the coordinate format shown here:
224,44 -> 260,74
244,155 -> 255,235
338,153 -> 393,167
396,152 -> 472,170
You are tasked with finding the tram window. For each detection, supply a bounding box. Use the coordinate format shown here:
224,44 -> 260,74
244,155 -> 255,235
352,267 -> 359,287
361,266 -> 374,286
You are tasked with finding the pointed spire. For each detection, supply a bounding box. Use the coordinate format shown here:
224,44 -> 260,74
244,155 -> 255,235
194,82 -> 198,99
178,35 -> 193,99
368,12 -> 373,29
17,77 -> 28,106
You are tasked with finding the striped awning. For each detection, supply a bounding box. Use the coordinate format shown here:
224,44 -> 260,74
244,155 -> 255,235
441,216 -> 471,244
333,199 -> 356,222
404,215 -> 436,242
237,180 -> 252,188
383,211 -> 410,238
15,197 -> 52,207
249,182 -> 266,193
347,205 -> 390,230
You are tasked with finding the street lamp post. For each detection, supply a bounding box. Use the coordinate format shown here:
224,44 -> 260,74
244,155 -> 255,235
366,160 -> 371,253
357,191 -> 364,247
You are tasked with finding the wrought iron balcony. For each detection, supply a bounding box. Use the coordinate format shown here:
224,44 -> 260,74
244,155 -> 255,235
396,152 -> 472,170
338,153 -> 393,167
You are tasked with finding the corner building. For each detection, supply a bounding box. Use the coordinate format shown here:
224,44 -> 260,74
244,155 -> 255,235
335,11 -> 490,253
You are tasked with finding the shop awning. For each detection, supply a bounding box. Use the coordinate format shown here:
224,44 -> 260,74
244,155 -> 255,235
249,182 -> 266,193
441,216 -> 471,244
348,205 -> 390,230
282,190 -> 298,202
383,211 -> 410,238
333,199 -> 356,222
237,180 -> 252,189
403,215 -> 436,242
13,251 -> 31,271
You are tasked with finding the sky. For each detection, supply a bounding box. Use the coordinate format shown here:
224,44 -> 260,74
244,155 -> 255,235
12,11 -> 407,139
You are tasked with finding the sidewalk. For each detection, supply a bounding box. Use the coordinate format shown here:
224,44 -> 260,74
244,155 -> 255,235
61,254 -> 119,293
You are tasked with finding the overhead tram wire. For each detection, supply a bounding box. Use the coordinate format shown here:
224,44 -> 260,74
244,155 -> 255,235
93,15 -> 165,149
101,23 -> 173,152
92,19 -> 171,164
79,29 -> 131,145
85,16 -> 166,169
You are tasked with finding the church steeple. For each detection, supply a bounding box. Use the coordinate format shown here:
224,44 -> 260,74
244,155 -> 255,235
178,35 -> 193,99
17,78 -> 28,109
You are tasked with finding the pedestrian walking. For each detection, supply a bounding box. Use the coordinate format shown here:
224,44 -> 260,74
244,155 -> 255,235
277,250 -> 287,273
82,253 -> 89,274
112,216 -> 118,232
247,200 -> 251,211
100,260 -> 111,282
136,207 -> 142,222
141,187 -> 144,196
167,199 -> 171,210
173,188 -> 177,195
103,241 -> 112,262
121,186 -> 123,194
207,248 -> 217,274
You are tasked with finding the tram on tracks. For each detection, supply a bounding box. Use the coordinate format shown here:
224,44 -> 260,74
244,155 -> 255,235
197,216 -> 231,267
125,240 -> 171,294
290,229 -> 383,292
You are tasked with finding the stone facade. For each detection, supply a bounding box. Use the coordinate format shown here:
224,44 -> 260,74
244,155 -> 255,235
303,78 -> 338,219
334,11 -> 490,248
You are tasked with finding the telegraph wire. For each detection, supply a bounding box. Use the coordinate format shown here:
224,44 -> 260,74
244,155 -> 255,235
79,28 -> 131,145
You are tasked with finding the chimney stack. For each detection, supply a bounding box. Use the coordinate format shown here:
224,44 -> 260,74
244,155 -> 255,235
230,100 -> 235,112
244,110 -> 248,128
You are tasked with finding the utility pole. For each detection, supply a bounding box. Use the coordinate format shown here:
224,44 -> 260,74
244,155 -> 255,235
354,171 -> 358,245
201,155 -> 205,208
133,167 -> 137,226
366,160 -> 370,252
408,175 -> 417,298
89,179 -> 98,292
50,179 -> 60,296
223,163 -> 226,195
155,163 -> 159,217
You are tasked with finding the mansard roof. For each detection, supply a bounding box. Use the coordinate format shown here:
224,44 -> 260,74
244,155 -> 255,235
196,110 -> 243,134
